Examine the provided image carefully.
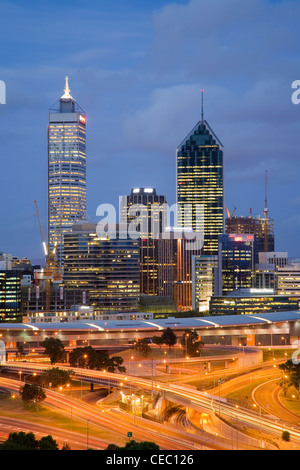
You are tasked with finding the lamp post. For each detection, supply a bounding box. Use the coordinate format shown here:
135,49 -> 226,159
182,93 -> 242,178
77,354 -> 87,397
87,408 -> 104,450
253,403 -> 262,447
185,333 -> 189,357
66,382 -> 73,430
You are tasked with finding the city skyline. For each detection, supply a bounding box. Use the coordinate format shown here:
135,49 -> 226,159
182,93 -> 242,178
1,0 -> 300,263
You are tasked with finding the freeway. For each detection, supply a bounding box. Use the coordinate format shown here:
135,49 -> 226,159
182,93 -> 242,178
0,416 -> 105,450
0,376 -> 207,450
252,379 -> 300,427
3,361 -> 300,448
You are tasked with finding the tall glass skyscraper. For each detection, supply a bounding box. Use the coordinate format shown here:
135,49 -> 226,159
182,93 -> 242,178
48,77 -> 87,267
176,93 -> 224,256
120,188 -> 166,295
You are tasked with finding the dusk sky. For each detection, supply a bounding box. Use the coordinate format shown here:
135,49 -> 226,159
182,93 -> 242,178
0,0 -> 300,262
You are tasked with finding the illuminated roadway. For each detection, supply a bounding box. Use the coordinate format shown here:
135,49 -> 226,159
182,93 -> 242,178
5,361 -> 300,448
252,378 -> 300,427
0,375 -> 218,450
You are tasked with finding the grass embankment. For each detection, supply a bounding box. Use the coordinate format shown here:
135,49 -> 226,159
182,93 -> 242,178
116,346 -> 235,362
0,388 -> 125,447
262,349 -> 292,362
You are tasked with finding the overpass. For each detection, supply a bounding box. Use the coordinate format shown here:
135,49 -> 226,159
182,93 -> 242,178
3,361 -> 300,447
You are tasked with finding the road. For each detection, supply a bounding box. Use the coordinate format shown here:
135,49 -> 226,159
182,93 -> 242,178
0,376 -> 207,450
4,360 -> 300,448
252,379 -> 300,427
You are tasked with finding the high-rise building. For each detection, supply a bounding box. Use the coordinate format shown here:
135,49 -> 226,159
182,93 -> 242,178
0,270 -> 22,321
209,288 -> 298,316
155,228 -> 202,310
216,234 -> 254,296
225,213 -> 274,263
48,76 -> 87,267
192,255 -> 218,312
63,223 -> 140,312
120,188 -> 166,296
176,92 -> 224,256
277,261 -> 300,298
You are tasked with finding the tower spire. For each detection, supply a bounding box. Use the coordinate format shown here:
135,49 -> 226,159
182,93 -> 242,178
61,75 -> 73,100
264,170 -> 268,219
201,89 -> 204,122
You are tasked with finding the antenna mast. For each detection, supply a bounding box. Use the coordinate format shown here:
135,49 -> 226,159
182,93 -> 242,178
264,170 -> 269,252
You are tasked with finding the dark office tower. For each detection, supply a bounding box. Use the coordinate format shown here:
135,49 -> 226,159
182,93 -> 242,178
156,228 -> 202,310
63,223 -> 140,312
176,92 -> 224,256
225,213 -> 274,264
120,188 -> 166,296
216,234 -> 254,296
48,76 -> 87,267
0,270 -> 21,321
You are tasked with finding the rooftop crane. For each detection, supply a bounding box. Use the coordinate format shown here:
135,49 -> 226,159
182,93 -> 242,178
225,206 -> 237,218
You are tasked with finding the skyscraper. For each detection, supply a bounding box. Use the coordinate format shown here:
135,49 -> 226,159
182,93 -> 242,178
63,223 -> 140,312
225,213 -> 274,263
120,188 -> 166,295
216,234 -> 254,296
48,77 -> 87,267
176,92 -> 224,256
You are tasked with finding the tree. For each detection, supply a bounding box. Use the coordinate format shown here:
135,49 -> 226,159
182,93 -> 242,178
16,343 -> 25,359
106,356 -> 126,374
180,329 -> 204,357
160,328 -> 177,349
282,430 -> 290,442
69,346 -> 126,373
0,432 -> 68,450
42,367 -> 73,388
152,336 -> 164,348
38,435 -> 59,450
279,359 -> 300,399
132,339 -> 151,357
61,443 -> 71,450
3,431 -> 39,450
41,337 -> 66,364
20,383 -> 46,409
106,440 -> 159,450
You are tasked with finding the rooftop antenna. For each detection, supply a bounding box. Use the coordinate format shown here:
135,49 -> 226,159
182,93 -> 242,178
61,75 -> 73,100
264,170 -> 269,252
201,89 -> 204,122
264,170 -> 268,219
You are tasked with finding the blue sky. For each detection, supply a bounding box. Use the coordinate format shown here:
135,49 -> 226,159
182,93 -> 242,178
0,0 -> 300,261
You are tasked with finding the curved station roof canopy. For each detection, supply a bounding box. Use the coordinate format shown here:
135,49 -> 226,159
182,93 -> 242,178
1,311 -> 300,333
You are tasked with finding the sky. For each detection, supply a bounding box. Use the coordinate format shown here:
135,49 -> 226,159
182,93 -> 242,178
0,0 -> 300,262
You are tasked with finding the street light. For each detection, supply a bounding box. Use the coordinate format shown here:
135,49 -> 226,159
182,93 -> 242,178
253,403 -> 262,447
86,408 -> 104,450
185,333 -> 189,357
66,382 -> 73,430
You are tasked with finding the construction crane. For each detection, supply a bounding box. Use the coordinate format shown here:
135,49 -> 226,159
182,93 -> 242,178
225,206 -> 236,218
34,200 -> 59,312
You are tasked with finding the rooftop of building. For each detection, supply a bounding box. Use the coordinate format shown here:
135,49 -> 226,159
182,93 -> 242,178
1,311 -> 300,332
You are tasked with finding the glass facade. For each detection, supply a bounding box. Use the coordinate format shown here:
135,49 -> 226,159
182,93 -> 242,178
177,119 -> 224,256
217,234 -> 254,296
192,255 -> 218,312
48,78 -> 87,267
0,270 -> 21,320
225,216 -> 274,264
120,188 -> 166,296
63,223 -> 140,312
209,293 -> 299,316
